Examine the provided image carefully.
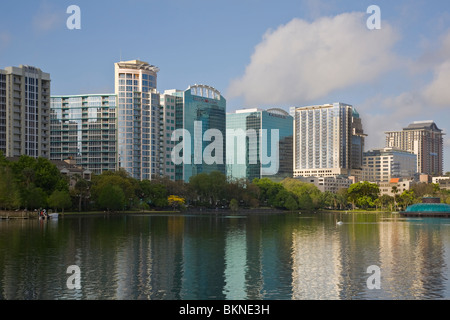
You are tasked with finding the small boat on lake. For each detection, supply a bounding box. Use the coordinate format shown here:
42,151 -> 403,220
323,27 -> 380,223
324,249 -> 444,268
39,210 -> 59,220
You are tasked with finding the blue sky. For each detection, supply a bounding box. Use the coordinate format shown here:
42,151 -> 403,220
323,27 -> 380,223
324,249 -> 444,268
1,0 -> 450,171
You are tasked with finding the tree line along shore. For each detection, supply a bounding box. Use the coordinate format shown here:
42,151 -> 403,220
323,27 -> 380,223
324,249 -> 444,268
0,154 -> 449,215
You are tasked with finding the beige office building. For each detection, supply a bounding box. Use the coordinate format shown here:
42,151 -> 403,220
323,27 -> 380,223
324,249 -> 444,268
0,65 -> 50,158
363,147 -> 417,182
385,121 -> 444,176
292,103 -> 365,179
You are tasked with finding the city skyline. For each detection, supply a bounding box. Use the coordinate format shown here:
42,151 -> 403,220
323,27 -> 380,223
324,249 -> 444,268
1,0 -> 449,171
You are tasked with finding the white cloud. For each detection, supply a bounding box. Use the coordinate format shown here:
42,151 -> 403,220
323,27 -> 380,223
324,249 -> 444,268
423,60 -> 450,107
359,92 -> 426,150
227,12 -> 400,107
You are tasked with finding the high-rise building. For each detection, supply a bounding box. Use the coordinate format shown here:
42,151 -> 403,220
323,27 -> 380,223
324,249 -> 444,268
171,84 -> 226,182
226,108 -> 293,182
159,90 -> 178,181
362,147 -> 417,182
351,109 -> 366,172
50,94 -> 118,175
114,60 -> 160,180
385,121 -> 445,176
0,65 -> 50,158
292,102 -> 365,178
0,70 -> 5,154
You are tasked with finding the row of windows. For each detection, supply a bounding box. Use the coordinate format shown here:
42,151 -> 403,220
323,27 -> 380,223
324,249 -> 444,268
118,73 -> 155,81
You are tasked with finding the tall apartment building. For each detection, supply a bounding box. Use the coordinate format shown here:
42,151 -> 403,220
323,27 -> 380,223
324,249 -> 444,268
385,121 -> 444,176
159,90 -> 178,181
362,147 -> 417,182
50,94 -> 118,175
114,60 -> 160,180
226,108 -> 293,182
171,84 -> 226,182
0,65 -> 50,158
292,103 -> 365,179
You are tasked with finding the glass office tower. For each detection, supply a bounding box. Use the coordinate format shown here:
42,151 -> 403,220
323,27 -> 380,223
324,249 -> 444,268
114,60 -> 160,180
50,94 -> 117,175
173,84 -> 226,182
226,108 -> 293,182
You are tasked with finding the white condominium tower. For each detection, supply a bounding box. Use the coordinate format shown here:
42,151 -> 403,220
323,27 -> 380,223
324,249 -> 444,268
292,103 -> 365,179
114,60 -> 160,180
0,65 -> 51,158
50,94 -> 118,175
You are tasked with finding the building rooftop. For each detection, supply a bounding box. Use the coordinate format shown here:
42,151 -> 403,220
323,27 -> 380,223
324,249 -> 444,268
403,121 -> 442,132
115,60 -> 160,73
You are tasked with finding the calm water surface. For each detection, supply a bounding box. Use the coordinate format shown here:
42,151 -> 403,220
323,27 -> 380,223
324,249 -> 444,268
1,211 -> 450,300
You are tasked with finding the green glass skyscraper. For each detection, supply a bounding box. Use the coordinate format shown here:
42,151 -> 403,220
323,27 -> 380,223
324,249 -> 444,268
171,84 -> 226,182
226,108 -> 293,182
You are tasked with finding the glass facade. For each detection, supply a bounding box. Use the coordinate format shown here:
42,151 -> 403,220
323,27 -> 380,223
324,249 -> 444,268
176,85 -> 226,182
226,108 -> 293,182
50,94 -> 117,174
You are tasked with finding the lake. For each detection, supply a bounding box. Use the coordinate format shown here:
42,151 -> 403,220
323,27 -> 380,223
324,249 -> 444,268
1,211 -> 450,300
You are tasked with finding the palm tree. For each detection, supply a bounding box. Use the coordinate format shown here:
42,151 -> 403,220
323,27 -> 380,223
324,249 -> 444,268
71,174 -> 91,212
391,186 -> 399,211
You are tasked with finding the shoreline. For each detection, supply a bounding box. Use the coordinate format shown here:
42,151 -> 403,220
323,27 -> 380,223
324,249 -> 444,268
0,208 -> 401,220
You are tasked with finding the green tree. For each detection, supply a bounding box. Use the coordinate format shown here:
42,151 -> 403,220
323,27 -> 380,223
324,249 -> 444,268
253,178 -> 284,207
297,192 -> 314,211
0,165 -> 20,209
91,170 -> 137,210
48,190 -> 72,213
138,180 -> 168,208
347,181 -> 380,209
189,171 -> 228,206
320,191 -> 338,209
72,176 -> 91,212
284,195 -> 298,211
281,178 -> 322,210
22,185 -> 47,210
397,190 -> 416,210
380,194 -> 395,211
97,184 -> 126,212
11,155 -> 67,194
229,198 -> 239,212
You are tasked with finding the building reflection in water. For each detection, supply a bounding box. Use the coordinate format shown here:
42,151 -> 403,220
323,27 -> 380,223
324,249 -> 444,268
290,214 -> 450,300
1,213 -> 450,300
291,222 -> 343,299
